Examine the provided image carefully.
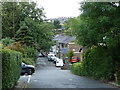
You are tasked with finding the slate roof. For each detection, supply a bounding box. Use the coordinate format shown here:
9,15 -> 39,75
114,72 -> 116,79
53,34 -> 76,44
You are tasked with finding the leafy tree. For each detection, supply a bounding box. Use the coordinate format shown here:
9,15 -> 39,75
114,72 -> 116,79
15,26 -> 33,46
68,2 -> 120,82
2,2 -> 45,38
73,2 -> 120,48
20,17 -> 54,51
2,2 -> 54,51
66,50 -> 74,61
2,2 -> 21,38
64,18 -> 79,36
18,2 -> 45,22
53,20 -> 61,29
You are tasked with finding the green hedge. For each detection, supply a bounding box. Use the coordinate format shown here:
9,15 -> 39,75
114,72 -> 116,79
1,49 -> 22,89
71,47 -> 115,81
71,63 -> 83,75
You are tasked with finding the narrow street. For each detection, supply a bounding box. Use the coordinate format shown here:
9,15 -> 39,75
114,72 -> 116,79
19,57 -> 117,88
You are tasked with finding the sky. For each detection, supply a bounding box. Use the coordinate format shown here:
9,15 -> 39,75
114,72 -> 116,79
34,0 -> 84,19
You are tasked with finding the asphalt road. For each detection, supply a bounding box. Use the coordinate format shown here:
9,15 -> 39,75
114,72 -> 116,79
19,57 -> 117,89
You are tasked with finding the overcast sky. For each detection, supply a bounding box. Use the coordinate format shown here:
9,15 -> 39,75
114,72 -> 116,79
34,0 -> 84,19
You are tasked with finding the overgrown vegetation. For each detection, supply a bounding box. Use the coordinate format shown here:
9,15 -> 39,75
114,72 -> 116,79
2,2 -> 54,52
72,47 -> 115,81
2,1 -> 54,67
1,49 -> 22,89
1,37 -> 15,47
71,62 -> 82,75
1,2 -> 55,89
22,58 -> 36,66
68,2 -> 120,82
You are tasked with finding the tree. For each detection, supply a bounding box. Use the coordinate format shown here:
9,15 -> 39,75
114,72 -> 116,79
53,20 -> 61,29
63,17 -> 79,36
20,17 -> 54,51
2,2 -> 21,38
74,2 -> 120,48
68,2 -> 120,82
15,26 -> 33,46
2,2 -> 54,51
2,2 -> 45,38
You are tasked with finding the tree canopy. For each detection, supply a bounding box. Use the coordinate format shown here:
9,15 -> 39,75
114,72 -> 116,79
65,2 -> 120,48
53,20 -> 61,29
2,2 -> 54,51
65,2 -> 120,82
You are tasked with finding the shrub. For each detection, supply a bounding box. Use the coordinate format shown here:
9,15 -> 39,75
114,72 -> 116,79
71,62 -> 83,75
1,37 -> 15,47
24,47 -> 38,59
22,58 -> 35,66
71,47 -> 115,81
6,42 -> 25,54
66,50 -> 74,61
82,47 -> 115,80
1,49 -> 22,89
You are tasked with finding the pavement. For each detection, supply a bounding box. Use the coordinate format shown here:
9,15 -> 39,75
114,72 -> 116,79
13,80 -> 32,89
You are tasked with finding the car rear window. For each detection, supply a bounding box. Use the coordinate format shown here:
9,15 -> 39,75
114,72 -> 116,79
72,57 -> 77,59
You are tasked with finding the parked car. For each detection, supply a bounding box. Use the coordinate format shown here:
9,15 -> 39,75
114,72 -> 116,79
38,53 -> 45,57
21,62 -> 35,75
56,59 -> 64,67
50,55 -> 57,61
47,53 -> 56,61
70,56 -> 80,64
53,57 -> 59,64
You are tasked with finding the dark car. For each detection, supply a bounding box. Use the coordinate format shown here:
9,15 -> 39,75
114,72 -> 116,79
38,53 -> 45,57
21,62 -> 35,75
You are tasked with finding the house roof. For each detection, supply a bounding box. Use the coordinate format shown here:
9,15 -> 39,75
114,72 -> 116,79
53,34 -> 76,44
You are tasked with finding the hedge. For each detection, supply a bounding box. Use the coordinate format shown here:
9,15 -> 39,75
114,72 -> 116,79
71,62 -> 83,75
71,47 -> 115,81
1,49 -> 22,89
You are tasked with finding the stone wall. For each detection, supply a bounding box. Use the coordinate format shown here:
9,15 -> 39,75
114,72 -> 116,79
68,42 -> 86,61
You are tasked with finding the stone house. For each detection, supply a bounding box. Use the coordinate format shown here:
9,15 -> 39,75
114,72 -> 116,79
53,34 -> 87,62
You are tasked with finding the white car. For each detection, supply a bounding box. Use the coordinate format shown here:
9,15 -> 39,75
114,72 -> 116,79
47,53 -> 56,61
53,57 -> 59,64
56,59 -> 64,67
51,56 -> 57,61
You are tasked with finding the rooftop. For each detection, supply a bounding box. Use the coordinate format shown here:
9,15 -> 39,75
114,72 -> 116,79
53,34 -> 76,44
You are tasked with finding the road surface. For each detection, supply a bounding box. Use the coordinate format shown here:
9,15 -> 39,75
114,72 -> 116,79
19,57 -> 117,89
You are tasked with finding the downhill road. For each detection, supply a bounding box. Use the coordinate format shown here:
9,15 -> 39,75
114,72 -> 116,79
19,57 -> 117,89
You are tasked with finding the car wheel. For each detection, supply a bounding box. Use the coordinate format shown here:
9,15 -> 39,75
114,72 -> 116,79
27,68 -> 33,75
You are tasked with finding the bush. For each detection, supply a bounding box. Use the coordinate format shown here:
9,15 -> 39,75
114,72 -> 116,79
6,42 -> 25,54
1,49 -> 22,89
83,47 -> 115,80
22,58 -> 36,66
6,43 -> 38,66
24,47 -> 38,59
1,37 -> 15,47
66,50 -> 74,61
71,62 -> 83,75
71,47 -> 115,81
